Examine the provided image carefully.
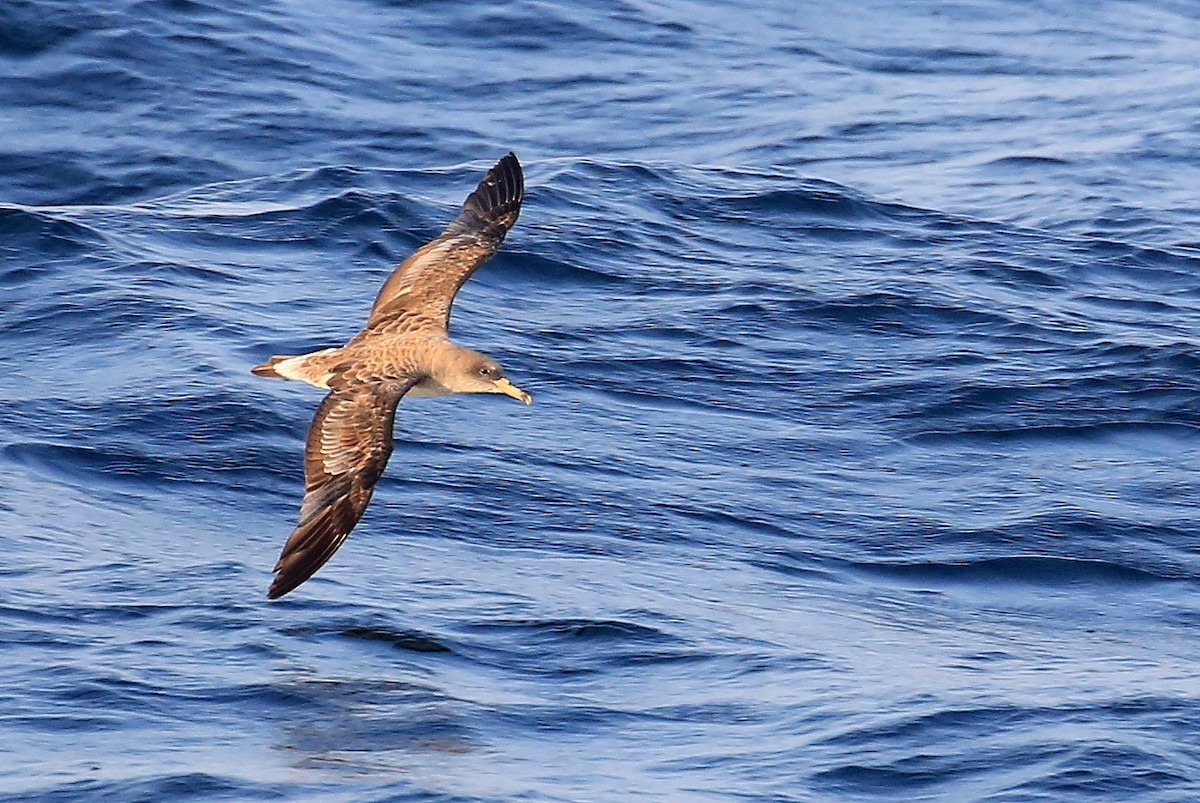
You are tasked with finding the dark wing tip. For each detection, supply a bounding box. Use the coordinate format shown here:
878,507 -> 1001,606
267,568 -> 296,599
267,541 -> 321,599
482,151 -> 523,209
266,529 -> 340,600
266,490 -> 365,600
452,151 -> 524,237
267,571 -> 312,600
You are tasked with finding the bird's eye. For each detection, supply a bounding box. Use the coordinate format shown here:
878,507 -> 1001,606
479,366 -> 492,377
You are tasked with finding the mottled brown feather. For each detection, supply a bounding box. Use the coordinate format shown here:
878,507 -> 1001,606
366,152 -> 523,335
267,378 -> 418,599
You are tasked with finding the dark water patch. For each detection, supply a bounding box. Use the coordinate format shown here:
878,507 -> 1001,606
907,420 -> 1200,447
113,191 -> 399,256
0,205 -> 105,256
0,599 -> 93,628
810,696 -> 1200,798
463,617 -> 673,643
561,353 -> 737,384
844,43 -> 1071,77
342,626 -> 453,653
2,442 -> 175,490
0,625 -> 92,651
112,257 -> 246,286
1096,336 -> 1195,376
794,292 -> 1011,333
985,154 -> 1074,168
0,263 -> 55,288
4,773 -> 260,803
1,294 -> 203,340
596,385 -> 770,421
0,4 -> 102,58
1,424 -> 290,493
1077,292 -> 1185,315
836,506 -> 1197,581
143,165 -> 368,209
718,184 -> 881,221
964,255 -> 1070,289
815,703 -> 1029,748
483,247 -> 628,289
1068,236 -> 1200,285
484,700 -> 661,735
278,619 -> 453,654
850,556 -> 1173,588
743,546 -> 841,583
213,680 -> 337,712
52,673 -> 176,712
813,745 -> 1073,799
640,700 -> 768,726
652,502 -> 813,548
265,675 -> 480,765
452,617 -> 701,677
1,713 -> 126,735
8,62 -> 154,114
447,5 -> 618,51
1019,747 -> 1195,798
0,392 -> 299,451
890,373 -> 1200,439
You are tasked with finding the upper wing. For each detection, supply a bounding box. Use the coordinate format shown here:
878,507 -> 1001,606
365,152 -> 523,336
267,377 -> 417,599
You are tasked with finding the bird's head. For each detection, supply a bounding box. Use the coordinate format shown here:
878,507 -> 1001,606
435,346 -> 532,404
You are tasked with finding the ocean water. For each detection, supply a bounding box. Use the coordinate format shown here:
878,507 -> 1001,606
2,0 -> 1199,800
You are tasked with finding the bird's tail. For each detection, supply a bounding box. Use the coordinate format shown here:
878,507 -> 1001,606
251,355 -> 293,379
251,348 -> 340,388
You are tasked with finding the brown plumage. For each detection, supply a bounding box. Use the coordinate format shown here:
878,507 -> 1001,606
253,152 -> 532,600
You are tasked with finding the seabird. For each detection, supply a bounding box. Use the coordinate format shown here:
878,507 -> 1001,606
252,152 -> 531,599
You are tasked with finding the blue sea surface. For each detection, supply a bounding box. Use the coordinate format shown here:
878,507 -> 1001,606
2,1 -> 1199,800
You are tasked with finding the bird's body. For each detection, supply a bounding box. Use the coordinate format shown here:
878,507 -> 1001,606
252,152 -> 531,599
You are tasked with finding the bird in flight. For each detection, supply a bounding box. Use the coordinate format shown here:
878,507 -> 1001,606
252,152 -> 531,599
